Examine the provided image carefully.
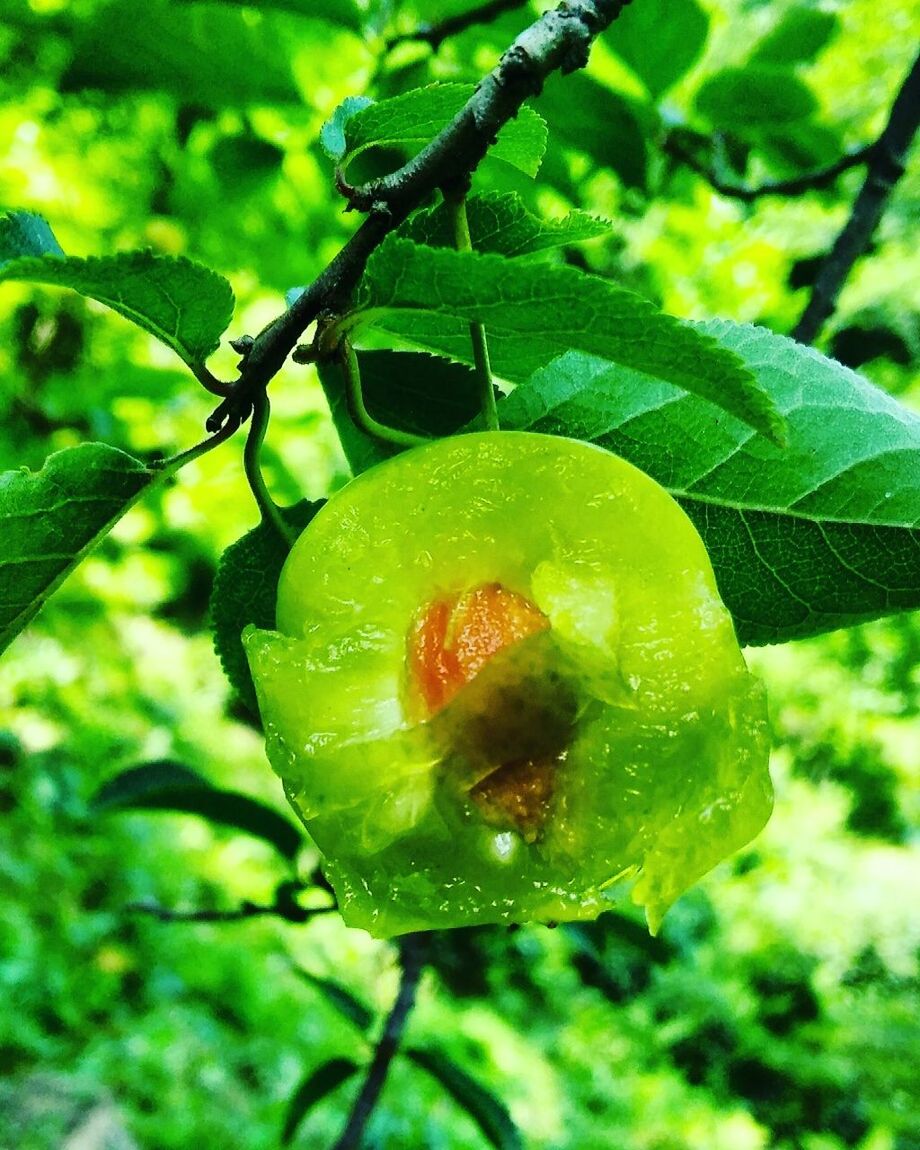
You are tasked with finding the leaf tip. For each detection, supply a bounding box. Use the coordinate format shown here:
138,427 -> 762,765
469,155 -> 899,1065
320,94 -> 374,162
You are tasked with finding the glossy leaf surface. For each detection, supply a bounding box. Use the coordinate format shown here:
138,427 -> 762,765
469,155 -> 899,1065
399,192 -> 610,258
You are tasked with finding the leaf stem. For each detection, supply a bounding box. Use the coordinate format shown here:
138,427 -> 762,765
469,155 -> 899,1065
192,362 -> 232,397
340,340 -> 432,449
244,391 -> 296,545
151,417 -> 241,475
447,195 -> 500,431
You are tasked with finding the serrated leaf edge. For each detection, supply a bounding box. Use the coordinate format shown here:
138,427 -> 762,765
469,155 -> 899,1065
0,444 -> 155,655
0,249 -> 235,367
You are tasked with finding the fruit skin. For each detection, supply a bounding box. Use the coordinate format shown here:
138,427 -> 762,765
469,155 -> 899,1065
244,432 -> 771,938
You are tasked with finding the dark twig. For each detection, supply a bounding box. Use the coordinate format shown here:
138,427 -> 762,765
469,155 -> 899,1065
128,880 -> 334,925
332,934 -> 429,1150
667,134 -> 875,202
794,49 -> 920,344
387,0 -> 529,53
206,0 -> 635,435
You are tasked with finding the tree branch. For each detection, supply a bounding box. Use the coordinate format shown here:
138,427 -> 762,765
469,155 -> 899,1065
128,880 -> 333,925
387,0 -> 530,53
667,134 -> 875,202
793,49 -> 920,344
332,934 -> 429,1150
206,0 -> 635,435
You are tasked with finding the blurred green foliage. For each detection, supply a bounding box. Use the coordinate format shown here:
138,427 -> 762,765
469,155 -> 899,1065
0,0 -> 917,1147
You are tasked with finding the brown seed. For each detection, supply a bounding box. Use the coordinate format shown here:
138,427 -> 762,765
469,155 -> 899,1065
470,758 -> 557,843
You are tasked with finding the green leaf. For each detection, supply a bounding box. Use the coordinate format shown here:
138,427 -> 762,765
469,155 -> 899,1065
316,350 -> 481,476
0,210 -> 64,264
0,249 -> 234,370
750,9 -> 839,65
293,969 -> 374,1033
695,66 -> 818,130
610,0 -> 709,98
322,84 -> 548,177
494,324 -> 920,644
211,502 -> 322,714
353,237 -> 785,444
92,761 -> 304,861
281,1059 -> 359,1147
174,0 -> 365,33
0,444 -> 154,656
62,0 -> 333,107
406,1048 -> 523,1150
537,70 -> 650,190
399,192 -> 610,258
359,349 -> 481,435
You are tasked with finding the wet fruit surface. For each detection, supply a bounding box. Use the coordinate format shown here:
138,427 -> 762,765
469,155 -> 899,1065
244,432 -> 772,938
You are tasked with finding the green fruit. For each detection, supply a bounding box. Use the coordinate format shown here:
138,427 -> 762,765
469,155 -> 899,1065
244,432 -> 771,938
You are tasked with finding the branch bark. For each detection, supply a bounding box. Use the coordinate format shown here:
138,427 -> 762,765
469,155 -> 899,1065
793,49 -> 920,344
206,0 -> 635,434
332,934 -> 429,1150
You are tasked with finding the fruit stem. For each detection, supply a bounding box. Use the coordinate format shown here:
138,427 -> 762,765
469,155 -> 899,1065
447,194 -> 500,431
339,339 -> 432,449
244,391 -> 296,544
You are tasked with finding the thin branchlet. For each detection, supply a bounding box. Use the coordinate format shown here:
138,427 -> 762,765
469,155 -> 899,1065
667,135 -> 876,203
387,0 -> 529,53
207,0 -> 635,435
128,881 -> 334,925
331,934 -> 429,1150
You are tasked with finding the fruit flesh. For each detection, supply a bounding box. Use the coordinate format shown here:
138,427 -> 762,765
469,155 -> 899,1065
407,582 -> 549,716
244,432 -> 772,937
408,582 -> 558,841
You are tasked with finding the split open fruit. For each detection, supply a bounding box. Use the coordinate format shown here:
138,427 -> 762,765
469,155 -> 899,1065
244,432 -> 771,937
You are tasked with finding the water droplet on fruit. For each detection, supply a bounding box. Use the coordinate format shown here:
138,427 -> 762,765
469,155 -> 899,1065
491,831 -> 517,862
